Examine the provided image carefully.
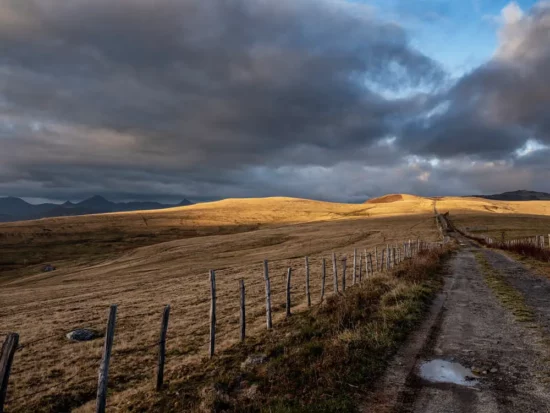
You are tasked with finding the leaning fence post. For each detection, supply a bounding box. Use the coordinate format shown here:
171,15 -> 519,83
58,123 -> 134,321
286,267 -> 292,317
332,252 -> 339,293
352,249 -> 357,285
96,304 -> 117,413
342,257 -> 347,292
156,305 -> 170,391
305,257 -> 311,307
264,260 -> 272,329
0,333 -> 19,413
320,258 -> 326,303
240,280 -> 246,342
209,270 -> 216,358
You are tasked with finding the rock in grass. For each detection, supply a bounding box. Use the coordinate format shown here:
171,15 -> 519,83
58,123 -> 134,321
241,354 -> 267,369
66,328 -> 101,341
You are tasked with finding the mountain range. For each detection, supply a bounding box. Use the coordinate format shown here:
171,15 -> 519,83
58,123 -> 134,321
0,195 -> 193,223
470,190 -> 550,201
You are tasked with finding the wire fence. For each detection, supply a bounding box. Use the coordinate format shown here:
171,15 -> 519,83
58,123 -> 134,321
453,224 -> 550,262
0,238 -> 444,413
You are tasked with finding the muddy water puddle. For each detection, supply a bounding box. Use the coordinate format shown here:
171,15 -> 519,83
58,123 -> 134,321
419,359 -> 478,386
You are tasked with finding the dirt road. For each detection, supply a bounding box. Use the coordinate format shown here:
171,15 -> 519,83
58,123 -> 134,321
370,234 -> 550,412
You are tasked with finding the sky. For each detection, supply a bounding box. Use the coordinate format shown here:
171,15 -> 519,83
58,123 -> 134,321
1,0 -> 550,204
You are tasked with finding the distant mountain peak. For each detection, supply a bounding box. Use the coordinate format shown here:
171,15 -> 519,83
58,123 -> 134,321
178,198 -> 193,206
471,190 -> 550,201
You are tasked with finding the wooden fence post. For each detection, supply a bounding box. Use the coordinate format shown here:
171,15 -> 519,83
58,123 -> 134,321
320,258 -> 327,303
0,333 -> 19,413
240,280 -> 246,342
209,270 -> 216,358
368,253 -> 373,276
353,249 -> 357,285
359,251 -> 363,282
264,260 -> 272,329
156,305 -> 170,391
305,257 -> 311,307
286,268 -> 292,317
375,246 -> 379,272
332,252 -> 339,293
342,258 -> 347,292
96,304 -> 117,413
381,249 -> 385,272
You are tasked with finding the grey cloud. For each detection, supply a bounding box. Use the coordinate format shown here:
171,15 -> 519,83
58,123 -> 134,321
1,0 -> 550,203
0,0 -> 445,201
401,2 -> 550,161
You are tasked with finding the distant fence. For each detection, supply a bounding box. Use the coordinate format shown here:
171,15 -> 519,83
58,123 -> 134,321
452,221 -> 550,263
459,229 -> 550,250
0,239 -> 443,413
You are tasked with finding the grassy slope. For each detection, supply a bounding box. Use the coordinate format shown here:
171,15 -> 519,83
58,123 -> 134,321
0,196 -> 435,280
2,214 -> 441,413
113,248 -> 451,413
4,194 -> 550,280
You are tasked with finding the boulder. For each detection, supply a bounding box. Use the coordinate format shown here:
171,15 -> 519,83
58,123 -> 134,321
66,328 -> 101,342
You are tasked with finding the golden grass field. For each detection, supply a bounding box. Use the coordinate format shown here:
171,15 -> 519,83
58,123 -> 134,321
434,196 -> 550,240
1,194 -> 550,411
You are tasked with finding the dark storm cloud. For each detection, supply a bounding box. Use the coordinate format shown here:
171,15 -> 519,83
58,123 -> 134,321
0,0 -> 449,201
1,0 -> 550,202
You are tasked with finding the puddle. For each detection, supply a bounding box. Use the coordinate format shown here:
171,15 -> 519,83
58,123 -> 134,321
419,359 -> 478,386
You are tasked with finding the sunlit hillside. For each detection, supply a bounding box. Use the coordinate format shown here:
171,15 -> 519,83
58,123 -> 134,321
436,197 -> 550,216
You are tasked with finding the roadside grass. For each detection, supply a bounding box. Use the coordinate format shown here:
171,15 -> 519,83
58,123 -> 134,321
496,249 -> 550,282
117,248 -> 452,413
474,251 -> 550,385
474,252 -> 535,323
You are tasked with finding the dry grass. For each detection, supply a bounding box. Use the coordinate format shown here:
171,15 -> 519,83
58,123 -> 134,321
109,248 -> 452,413
436,196 -> 550,216
0,196 -> 435,281
449,213 -> 550,241
0,211 -> 440,412
3,193 -> 550,411
474,252 -> 535,323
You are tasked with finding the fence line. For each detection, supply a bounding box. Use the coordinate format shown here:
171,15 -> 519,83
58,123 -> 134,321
1,238 -> 443,412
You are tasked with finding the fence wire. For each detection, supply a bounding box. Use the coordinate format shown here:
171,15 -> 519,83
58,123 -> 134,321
2,242 -> 435,411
